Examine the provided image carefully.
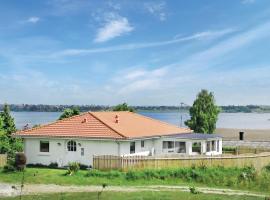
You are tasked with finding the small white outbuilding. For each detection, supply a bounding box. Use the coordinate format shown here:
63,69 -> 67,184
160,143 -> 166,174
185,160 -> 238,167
14,111 -> 222,167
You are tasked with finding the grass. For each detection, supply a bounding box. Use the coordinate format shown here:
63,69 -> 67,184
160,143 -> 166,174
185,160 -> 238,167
1,166 -> 270,193
0,191 -> 265,200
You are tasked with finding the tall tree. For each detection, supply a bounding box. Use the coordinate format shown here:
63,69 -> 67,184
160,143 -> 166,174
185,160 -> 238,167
185,89 -> 220,134
59,108 -> 80,120
113,103 -> 134,112
1,104 -> 16,138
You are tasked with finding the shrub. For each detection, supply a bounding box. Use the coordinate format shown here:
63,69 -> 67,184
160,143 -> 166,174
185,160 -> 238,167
66,162 -> 80,176
79,163 -> 88,170
15,153 -> 26,171
48,162 -> 58,169
125,170 -> 144,180
2,163 -> 16,173
264,163 -> 270,172
26,163 -> 47,168
189,186 -> 200,194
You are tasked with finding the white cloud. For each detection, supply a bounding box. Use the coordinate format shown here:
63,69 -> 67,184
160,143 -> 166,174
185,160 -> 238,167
53,28 -> 235,57
145,1 -> 167,21
27,17 -> 40,24
241,0 -> 256,4
94,16 -> 134,43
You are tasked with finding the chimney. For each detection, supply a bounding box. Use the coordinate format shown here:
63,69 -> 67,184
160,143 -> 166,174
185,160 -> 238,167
115,115 -> 119,123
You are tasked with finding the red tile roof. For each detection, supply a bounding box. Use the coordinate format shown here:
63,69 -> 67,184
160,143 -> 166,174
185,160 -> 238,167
15,111 -> 191,139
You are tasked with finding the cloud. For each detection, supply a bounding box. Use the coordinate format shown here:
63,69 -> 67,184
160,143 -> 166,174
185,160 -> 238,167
27,17 -> 40,24
53,28 -> 235,57
108,67 -> 168,95
94,16 -> 134,43
145,1 -> 167,21
241,0 -> 256,4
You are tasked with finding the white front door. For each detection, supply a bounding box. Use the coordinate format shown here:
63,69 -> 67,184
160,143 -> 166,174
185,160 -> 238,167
66,140 -> 80,164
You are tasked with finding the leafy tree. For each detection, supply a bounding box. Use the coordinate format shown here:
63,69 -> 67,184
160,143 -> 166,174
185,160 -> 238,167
0,104 -> 23,156
1,104 -> 16,138
59,108 -> 80,120
185,89 -> 220,134
113,103 -> 134,112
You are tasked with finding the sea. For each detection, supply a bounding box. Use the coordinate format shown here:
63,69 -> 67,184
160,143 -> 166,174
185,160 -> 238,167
11,112 -> 270,130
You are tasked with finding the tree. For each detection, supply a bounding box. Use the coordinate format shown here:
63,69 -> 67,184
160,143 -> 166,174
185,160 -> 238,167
1,104 -> 16,138
59,108 -> 80,120
185,89 -> 220,134
0,105 -> 23,156
113,103 -> 134,112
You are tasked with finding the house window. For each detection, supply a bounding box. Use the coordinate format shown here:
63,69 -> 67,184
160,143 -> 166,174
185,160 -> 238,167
206,141 -> 211,152
175,142 -> 186,153
211,140 -> 216,151
163,141 -> 174,149
81,148 -> 84,156
67,140 -> 77,152
130,142 -> 135,154
141,140 -> 145,148
40,141 -> 49,152
192,142 -> 201,153
217,140 -> 220,152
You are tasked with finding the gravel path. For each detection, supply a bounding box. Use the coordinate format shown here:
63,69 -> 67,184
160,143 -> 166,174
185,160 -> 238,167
0,183 -> 268,198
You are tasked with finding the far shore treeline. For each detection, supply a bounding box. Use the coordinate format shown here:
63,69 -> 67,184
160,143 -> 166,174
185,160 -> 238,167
0,104 -> 270,113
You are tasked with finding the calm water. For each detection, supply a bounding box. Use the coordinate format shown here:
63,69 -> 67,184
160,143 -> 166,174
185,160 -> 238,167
11,111 -> 270,130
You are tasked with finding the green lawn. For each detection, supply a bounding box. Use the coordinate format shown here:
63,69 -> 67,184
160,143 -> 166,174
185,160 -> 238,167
0,191 -> 265,200
0,167 -> 270,194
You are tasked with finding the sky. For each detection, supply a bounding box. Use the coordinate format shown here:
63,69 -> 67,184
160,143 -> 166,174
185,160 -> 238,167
0,0 -> 270,106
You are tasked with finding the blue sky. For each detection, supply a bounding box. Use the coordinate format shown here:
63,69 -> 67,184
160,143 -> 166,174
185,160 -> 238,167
1,0 -> 270,106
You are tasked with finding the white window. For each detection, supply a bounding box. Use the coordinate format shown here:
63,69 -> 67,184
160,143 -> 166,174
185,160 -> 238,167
192,142 -> 201,153
81,148 -> 84,156
130,142 -> 135,154
67,140 -> 77,152
40,141 -> 49,152
206,141 -> 211,152
163,141 -> 174,149
141,140 -> 145,148
175,142 -> 186,153
211,140 -> 216,151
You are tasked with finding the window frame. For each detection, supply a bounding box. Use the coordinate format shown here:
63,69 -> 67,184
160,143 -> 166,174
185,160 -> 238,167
130,142 -> 135,154
67,140 -> 77,152
141,140 -> 145,148
192,142 -> 201,153
40,141 -> 49,153
175,142 -> 186,153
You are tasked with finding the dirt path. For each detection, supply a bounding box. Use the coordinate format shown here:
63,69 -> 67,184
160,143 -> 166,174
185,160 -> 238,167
0,183 -> 268,198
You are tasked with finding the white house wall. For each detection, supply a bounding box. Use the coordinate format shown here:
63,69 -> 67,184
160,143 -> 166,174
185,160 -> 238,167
23,137 -> 222,167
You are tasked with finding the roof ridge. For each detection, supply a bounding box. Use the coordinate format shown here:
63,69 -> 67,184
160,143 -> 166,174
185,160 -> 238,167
88,112 -> 126,139
129,111 -> 191,132
15,112 -> 89,134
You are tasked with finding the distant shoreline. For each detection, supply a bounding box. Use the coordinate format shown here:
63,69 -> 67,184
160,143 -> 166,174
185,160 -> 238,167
2,104 -> 270,113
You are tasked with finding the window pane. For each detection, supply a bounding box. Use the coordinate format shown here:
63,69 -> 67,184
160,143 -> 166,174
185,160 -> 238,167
130,142 -> 135,154
67,140 -> 77,152
176,142 -> 186,153
40,141 -> 49,152
141,140 -> 145,148
211,141 -> 216,151
192,142 -> 201,153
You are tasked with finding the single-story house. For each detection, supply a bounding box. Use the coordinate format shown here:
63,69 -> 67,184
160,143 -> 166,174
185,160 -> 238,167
14,111 -> 222,167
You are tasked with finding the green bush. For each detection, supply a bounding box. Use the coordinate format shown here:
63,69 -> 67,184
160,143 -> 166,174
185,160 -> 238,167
79,163 -> 88,170
15,153 -> 26,171
48,162 -> 58,169
66,162 -> 80,175
2,163 -> 16,173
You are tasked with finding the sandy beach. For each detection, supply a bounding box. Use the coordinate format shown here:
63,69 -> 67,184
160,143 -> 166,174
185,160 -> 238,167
216,128 -> 270,141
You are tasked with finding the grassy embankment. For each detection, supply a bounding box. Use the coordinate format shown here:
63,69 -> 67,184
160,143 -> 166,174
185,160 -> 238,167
0,191 -> 265,200
1,166 -> 270,193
